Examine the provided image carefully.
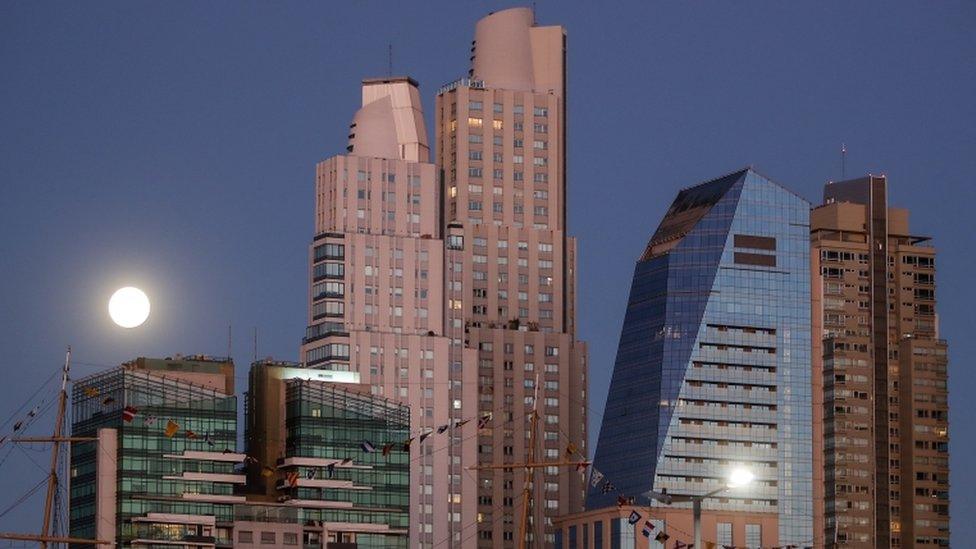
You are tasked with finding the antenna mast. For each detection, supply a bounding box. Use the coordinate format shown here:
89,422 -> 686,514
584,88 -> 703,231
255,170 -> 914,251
388,44 -> 393,77
841,143 -> 847,179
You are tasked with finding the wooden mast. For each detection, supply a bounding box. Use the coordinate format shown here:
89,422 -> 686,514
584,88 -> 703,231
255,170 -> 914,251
517,373 -> 540,549
0,347 -> 108,546
39,347 -> 70,548
466,373 -> 590,549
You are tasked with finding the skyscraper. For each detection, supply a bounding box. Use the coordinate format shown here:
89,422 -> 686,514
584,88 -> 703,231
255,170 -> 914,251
581,169 -> 813,547
435,7 -> 588,546
299,76 -> 461,547
810,175 -> 950,547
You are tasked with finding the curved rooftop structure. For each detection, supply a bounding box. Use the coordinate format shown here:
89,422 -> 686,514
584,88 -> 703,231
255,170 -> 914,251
470,7 -> 565,95
347,76 -> 429,162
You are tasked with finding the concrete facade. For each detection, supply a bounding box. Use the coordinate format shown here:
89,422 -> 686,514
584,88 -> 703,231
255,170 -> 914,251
435,7 -> 588,547
300,76 -> 479,547
811,176 -> 950,547
300,9 -> 588,546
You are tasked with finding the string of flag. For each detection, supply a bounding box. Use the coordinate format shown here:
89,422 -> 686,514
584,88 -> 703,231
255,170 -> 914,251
0,402 -> 46,448
79,382 -> 498,485
77,382 -> 820,549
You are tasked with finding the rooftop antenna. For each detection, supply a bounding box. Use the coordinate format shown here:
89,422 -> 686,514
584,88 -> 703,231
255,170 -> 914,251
227,324 -> 232,361
253,327 -> 258,363
841,143 -> 847,180
388,44 -> 393,77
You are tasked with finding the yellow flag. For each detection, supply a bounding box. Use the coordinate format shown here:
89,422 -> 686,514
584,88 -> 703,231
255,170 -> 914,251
164,420 -> 179,438
83,386 -> 99,398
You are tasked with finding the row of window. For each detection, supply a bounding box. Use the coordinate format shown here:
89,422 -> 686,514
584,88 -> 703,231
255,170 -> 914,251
467,101 -> 548,117
353,170 -> 422,186
465,168 -> 550,182
469,150 -> 549,164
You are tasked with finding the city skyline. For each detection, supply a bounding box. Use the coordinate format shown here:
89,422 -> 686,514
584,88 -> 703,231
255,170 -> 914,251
1,1 -> 973,544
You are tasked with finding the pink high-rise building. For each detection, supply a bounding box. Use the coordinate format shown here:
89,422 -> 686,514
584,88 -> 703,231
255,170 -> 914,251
300,76 -> 475,547
302,8 -> 586,547
435,7 -> 588,547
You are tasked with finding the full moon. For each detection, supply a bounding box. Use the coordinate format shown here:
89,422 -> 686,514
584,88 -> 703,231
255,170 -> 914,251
109,287 -> 151,328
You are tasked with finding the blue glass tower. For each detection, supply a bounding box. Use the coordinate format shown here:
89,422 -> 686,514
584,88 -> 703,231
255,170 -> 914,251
586,168 -> 812,545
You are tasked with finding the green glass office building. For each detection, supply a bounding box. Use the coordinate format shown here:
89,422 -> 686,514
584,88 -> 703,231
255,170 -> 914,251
69,357 -> 239,547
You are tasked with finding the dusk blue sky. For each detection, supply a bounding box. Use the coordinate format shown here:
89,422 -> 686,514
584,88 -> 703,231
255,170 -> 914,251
2,1 -> 973,541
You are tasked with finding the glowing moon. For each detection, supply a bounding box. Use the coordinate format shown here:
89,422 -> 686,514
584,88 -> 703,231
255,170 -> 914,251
108,287 -> 150,328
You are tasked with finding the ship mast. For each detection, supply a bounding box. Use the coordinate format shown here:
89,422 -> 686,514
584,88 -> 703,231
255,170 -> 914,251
0,347 -> 108,546
467,372 -> 589,549
39,347 -> 70,548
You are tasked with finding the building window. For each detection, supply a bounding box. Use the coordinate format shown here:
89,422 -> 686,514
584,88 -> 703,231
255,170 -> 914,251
745,524 -> 761,547
469,101 -> 483,110
468,117 -> 483,128
260,531 -> 276,545
313,243 -> 345,261
238,531 -> 253,543
283,532 -> 298,545
447,235 -> 464,250
313,261 -> 344,281
717,523 -> 732,545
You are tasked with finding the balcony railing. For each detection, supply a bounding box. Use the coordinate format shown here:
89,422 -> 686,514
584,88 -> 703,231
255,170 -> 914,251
437,77 -> 485,95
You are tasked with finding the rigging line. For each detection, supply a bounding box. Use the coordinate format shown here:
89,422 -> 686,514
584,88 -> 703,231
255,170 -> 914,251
14,442 -> 51,475
0,474 -> 50,519
0,369 -> 59,431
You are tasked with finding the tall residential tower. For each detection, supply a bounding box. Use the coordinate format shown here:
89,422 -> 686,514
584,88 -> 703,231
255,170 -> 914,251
811,176 -> 950,547
435,8 -> 588,547
299,76 -> 465,547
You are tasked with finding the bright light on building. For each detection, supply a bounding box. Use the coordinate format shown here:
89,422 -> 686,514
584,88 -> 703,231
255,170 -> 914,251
727,468 -> 755,489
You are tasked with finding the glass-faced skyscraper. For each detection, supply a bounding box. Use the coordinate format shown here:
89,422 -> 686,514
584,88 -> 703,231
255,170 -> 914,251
586,169 -> 812,546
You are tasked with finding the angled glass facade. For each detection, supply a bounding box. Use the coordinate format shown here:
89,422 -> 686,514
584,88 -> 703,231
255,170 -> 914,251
586,169 -> 812,545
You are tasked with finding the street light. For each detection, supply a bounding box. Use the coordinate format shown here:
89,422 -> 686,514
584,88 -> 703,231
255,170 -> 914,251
643,467 -> 755,548
691,468 -> 755,548
727,467 -> 755,489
